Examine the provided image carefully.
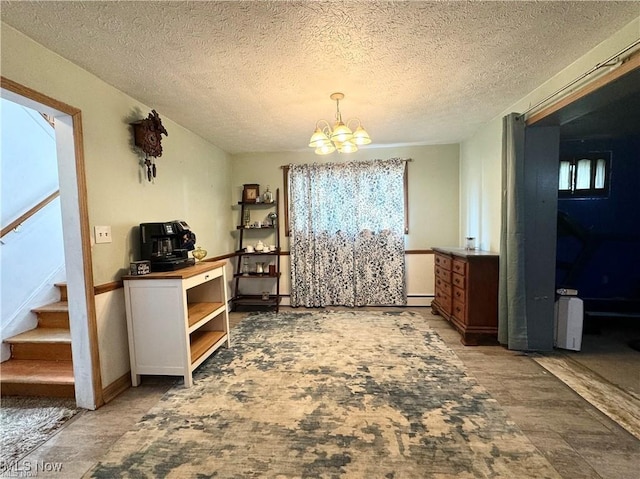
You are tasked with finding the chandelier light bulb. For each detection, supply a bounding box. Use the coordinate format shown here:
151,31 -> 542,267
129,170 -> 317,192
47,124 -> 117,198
315,143 -> 336,155
331,121 -> 353,143
337,140 -> 358,153
308,127 -> 331,148
352,125 -> 371,145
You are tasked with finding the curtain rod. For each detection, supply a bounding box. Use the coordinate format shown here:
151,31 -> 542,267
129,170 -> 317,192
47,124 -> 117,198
280,158 -> 412,169
519,39 -> 640,119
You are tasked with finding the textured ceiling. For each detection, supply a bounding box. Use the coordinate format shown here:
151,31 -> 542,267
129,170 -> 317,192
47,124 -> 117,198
1,1 -> 638,154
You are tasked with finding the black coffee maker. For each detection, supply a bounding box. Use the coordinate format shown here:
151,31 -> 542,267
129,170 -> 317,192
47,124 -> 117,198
139,220 -> 196,272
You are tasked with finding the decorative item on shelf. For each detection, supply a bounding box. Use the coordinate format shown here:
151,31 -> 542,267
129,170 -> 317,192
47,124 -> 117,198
261,291 -> 270,301
243,208 -> 251,227
131,110 -> 168,182
255,240 -> 264,252
269,264 -> 276,276
268,211 -> 278,227
242,184 -> 260,203
246,245 -> 255,253
256,262 -> 265,274
242,257 -> 249,276
130,260 -> 151,276
192,246 -> 207,262
308,92 -> 371,155
263,186 -> 274,203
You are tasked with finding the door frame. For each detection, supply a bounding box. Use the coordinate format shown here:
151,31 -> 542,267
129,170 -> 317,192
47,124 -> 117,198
526,52 -> 640,127
1,77 -> 103,409
521,52 -> 639,348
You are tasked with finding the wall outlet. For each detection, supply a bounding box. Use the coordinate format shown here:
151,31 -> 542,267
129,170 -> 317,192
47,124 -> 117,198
94,225 -> 112,244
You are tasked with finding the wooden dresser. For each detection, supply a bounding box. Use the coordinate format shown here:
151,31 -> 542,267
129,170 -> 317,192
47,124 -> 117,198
431,247 -> 499,345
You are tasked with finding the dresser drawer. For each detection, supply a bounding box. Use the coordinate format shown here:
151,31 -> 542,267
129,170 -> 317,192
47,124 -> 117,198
452,259 -> 467,276
452,299 -> 466,321
435,281 -> 449,299
434,254 -> 452,271
452,286 -> 465,303
435,276 -> 451,292
435,265 -> 451,282
452,272 -> 466,290
435,290 -> 452,315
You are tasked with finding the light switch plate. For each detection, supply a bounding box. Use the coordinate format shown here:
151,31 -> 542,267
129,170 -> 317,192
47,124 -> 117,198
94,225 -> 112,244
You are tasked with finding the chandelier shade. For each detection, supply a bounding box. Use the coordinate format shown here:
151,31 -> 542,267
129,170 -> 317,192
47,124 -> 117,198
308,93 -> 371,155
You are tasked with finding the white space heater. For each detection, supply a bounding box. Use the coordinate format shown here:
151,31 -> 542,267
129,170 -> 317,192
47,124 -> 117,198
554,296 -> 584,351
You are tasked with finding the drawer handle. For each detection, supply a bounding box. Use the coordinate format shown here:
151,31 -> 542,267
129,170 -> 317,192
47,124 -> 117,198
204,275 -> 210,280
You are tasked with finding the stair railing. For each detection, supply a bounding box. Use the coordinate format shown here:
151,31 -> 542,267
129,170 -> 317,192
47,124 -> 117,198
0,190 -> 60,239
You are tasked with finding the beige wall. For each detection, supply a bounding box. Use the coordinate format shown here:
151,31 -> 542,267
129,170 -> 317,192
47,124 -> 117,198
459,17 -> 640,253
1,24 -> 233,391
231,144 -> 460,300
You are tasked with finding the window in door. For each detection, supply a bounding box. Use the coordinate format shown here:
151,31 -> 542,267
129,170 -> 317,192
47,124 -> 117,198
558,152 -> 611,198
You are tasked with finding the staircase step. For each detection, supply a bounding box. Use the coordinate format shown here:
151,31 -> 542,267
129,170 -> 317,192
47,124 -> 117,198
0,359 -> 75,398
32,301 -> 69,328
6,328 -> 71,343
54,282 -> 68,301
5,328 -> 72,361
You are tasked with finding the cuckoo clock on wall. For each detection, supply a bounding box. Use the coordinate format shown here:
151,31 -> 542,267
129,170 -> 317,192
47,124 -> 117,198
131,109 -> 168,182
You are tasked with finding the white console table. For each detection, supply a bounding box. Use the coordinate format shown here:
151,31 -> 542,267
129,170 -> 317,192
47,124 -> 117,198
123,260 -> 230,387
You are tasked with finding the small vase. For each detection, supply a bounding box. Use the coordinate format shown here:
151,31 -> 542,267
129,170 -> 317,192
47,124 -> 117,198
192,246 -> 207,261
263,186 -> 273,203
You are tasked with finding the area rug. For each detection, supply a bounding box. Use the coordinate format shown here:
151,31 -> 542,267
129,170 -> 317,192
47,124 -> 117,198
0,396 -> 78,469
533,354 -> 640,441
87,310 -> 560,478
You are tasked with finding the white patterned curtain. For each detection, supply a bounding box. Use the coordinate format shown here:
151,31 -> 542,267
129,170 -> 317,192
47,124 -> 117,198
288,159 -> 407,307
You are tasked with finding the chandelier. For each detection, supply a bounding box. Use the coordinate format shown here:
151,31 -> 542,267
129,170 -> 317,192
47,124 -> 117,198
308,92 -> 371,155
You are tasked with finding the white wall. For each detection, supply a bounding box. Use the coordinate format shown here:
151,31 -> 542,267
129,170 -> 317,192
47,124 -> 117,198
1,99 -> 59,223
1,99 -> 66,361
459,17 -> 640,253
1,23 -> 234,391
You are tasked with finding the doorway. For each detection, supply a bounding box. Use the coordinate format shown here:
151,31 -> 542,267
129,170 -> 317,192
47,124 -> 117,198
1,78 -> 103,409
528,64 -> 640,397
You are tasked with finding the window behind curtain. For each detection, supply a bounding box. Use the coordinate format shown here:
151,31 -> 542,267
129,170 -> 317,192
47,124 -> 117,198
282,161 -> 409,236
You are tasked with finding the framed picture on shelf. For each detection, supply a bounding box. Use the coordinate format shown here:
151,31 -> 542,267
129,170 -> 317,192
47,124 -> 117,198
242,184 -> 260,203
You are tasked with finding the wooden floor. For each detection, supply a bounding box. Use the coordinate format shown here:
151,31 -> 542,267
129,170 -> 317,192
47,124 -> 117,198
5,308 -> 639,479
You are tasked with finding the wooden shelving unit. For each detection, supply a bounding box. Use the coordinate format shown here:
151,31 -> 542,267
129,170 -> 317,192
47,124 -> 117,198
123,261 -> 230,387
232,188 -> 281,312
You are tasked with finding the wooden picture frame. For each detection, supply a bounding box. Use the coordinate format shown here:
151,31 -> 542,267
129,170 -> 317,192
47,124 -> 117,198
242,184 -> 260,203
